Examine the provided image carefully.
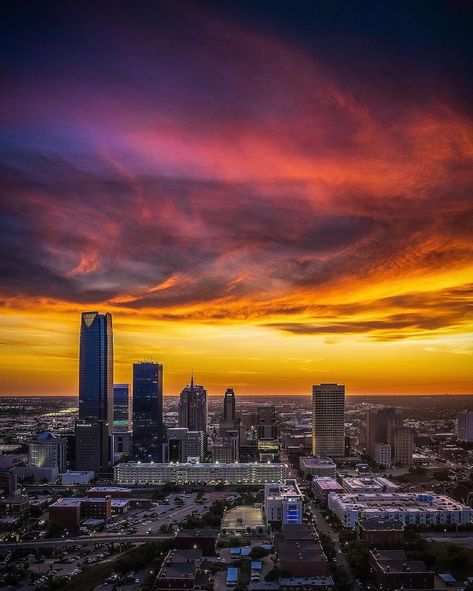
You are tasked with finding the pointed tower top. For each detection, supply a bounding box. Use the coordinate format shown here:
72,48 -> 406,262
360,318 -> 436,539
191,369 -> 194,389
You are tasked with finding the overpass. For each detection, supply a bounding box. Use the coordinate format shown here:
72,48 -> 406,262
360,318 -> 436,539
0,534 -> 173,553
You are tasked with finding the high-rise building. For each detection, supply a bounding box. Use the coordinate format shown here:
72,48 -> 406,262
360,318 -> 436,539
29,432 -> 67,473
212,436 -> 239,463
457,410 -> 473,442
113,384 -> 132,431
387,424 -> 415,466
178,378 -> 207,433
366,407 -> 402,459
257,406 -> 279,440
133,362 -> 165,462
223,388 -> 236,423
75,420 -> 110,473
78,312 -> 113,424
312,383 -> 345,457
76,311 -> 113,473
167,428 -> 204,463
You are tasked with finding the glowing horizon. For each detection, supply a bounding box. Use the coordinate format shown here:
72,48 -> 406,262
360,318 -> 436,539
1,2 -> 472,397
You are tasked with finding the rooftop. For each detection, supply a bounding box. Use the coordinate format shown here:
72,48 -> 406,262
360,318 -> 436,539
221,506 -> 265,529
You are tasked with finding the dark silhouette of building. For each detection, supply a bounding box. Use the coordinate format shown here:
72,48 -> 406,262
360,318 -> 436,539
113,384 -> 132,429
223,388 -> 236,422
257,406 -> 278,440
132,362 -> 164,462
366,407 -> 402,458
178,377 -> 207,433
76,312 -> 113,473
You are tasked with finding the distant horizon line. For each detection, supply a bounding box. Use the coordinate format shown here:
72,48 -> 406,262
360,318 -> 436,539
1,392 -> 472,398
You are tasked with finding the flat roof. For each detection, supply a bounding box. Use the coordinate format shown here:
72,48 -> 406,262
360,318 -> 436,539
221,506 -> 265,529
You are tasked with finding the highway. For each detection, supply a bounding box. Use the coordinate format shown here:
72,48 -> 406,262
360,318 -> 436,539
0,533 -> 174,553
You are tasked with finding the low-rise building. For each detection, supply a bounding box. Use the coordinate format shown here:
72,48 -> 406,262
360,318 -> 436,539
61,471 -> 94,485
375,443 -> 392,467
175,529 -> 218,556
264,479 -> 303,526
114,462 -> 286,485
220,506 -> 266,540
279,577 -> 334,591
369,549 -> 434,591
49,496 -> 112,528
0,496 -> 29,518
299,457 -> 336,478
274,524 -> 328,578
328,492 -> 473,529
155,549 -> 204,591
355,517 -> 405,545
87,486 -> 132,499
312,477 -> 343,506
340,476 -> 398,493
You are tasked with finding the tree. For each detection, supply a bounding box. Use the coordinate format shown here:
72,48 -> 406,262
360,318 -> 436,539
265,566 -> 280,582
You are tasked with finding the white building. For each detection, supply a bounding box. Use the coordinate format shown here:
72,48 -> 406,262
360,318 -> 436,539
457,410 -> 473,442
264,479 -> 303,525
28,432 -> 67,473
312,384 -> 345,457
114,462 -> 286,485
299,456 -> 337,478
340,476 -> 398,494
374,443 -> 392,467
328,492 -> 473,529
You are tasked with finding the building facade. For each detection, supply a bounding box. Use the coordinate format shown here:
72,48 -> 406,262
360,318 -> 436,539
264,479 -> 303,525
114,462 -> 286,485
133,362 -> 165,462
113,384 -> 132,430
457,410 -> 473,442
28,432 -> 67,473
312,384 -> 345,457
178,379 -> 207,433
167,428 -> 205,462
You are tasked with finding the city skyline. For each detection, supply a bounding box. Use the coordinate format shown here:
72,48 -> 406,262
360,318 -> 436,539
1,2 -> 473,397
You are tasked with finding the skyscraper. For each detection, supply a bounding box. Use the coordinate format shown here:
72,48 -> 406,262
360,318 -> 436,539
366,407 -> 402,459
29,432 -> 67,473
223,388 -> 236,423
312,383 -> 345,457
178,377 -> 207,433
76,311 -> 113,473
457,410 -> 473,442
132,362 -> 165,462
257,406 -> 279,440
78,312 -> 113,424
113,384 -> 132,430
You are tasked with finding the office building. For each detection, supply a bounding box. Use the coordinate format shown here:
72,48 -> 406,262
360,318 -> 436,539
113,384 -> 132,430
76,311 -> 113,472
327,492 -> 473,528
28,432 -> 67,473
223,388 -> 236,423
374,442 -> 392,467
178,378 -> 207,433
75,420 -> 110,473
312,477 -> 343,506
312,384 -> 345,457
387,424 -> 415,466
257,406 -> 278,440
340,476 -> 398,493
0,470 -> 17,496
113,431 -> 132,459
457,410 -> 473,442
133,362 -> 165,462
264,479 -> 303,525
167,428 -> 205,463
212,437 -> 238,463
114,462 -> 286,485
299,456 -> 337,478
366,407 -> 402,459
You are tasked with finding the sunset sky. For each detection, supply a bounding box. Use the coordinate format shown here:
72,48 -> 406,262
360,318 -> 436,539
1,1 -> 473,396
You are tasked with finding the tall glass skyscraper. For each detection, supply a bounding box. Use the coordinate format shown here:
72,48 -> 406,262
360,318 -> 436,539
132,362 -> 164,462
76,311 -> 113,473
223,388 -> 236,423
78,312 -> 113,424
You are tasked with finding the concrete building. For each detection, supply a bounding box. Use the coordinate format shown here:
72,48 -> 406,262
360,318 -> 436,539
155,549 -> 205,591
49,496 -> 112,529
340,476 -> 398,493
87,486 -> 132,499
374,442 -> 392,467
0,470 -> 17,496
175,529 -> 218,556
387,424 -> 415,466
257,406 -> 279,440
366,407 -> 402,459
279,578 -> 334,591
61,471 -> 94,485
299,456 -> 336,478
167,428 -> 205,462
114,462 -> 286,485
312,477 -> 343,506
264,479 -> 303,526
28,432 -> 67,473
312,384 -> 345,457
328,492 -> 473,528
75,419 -> 110,474
212,437 -> 238,463
457,410 -> 473,442
356,518 -> 405,546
